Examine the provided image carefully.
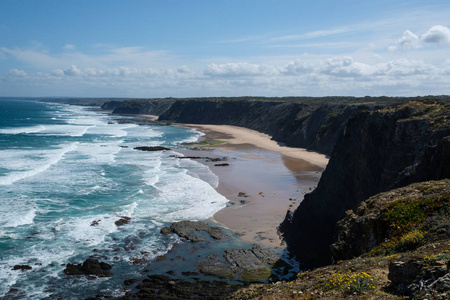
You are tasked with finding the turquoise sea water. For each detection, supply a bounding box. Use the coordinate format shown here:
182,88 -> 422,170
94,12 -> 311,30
0,99 -> 228,299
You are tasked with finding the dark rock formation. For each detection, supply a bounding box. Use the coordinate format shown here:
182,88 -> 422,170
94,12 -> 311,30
133,274 -> 241,299
388,259 -> 449,296
223,245 -> 278,281
160,220 -> 228,241
63,259 -> 112,277
134,146 -> 171,151
196,255 -> 234,279
124,278 -> 140,286
100,100 -> 124,111
280,100 -> 450,269
115,216 -> 131,226
13,265 -> 32,271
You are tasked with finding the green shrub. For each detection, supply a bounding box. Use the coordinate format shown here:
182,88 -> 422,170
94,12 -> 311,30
384,193 -> 449,237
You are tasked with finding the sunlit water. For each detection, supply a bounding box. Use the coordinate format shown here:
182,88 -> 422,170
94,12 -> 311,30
0,99 -> 228,299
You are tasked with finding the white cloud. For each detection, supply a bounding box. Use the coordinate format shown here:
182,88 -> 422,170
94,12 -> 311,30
282,60 -> 315,75
389,25 -> 450,51
63,65 -> 81,76
204,63 -> 278,77
1,55 -> 449,98
395,30 -> 420,50
421,25 -> 450,44
6,68 -> 27,77
64,44 -> 76,50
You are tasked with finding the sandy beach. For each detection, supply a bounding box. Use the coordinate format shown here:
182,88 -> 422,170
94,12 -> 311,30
179,124 -> 329,250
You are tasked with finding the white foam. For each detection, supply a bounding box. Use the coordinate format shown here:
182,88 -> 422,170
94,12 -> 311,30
0,142 -> 79,186
64,215 -> 118,246
2,209 -> 36,228
0,125 -> 45,135
179,128 -> 204,144
73,139 -> 123,164
116,201 -> 138,218
145,167 -> 228,222
86,123 -> 137,137
38,125 -> 92,137
179,157 -> 220,188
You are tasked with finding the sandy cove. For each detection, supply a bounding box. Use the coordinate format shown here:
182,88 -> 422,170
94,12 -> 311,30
179,124 -> 329,250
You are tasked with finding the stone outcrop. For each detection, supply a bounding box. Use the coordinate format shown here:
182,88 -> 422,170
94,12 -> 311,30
280,100 -> 450,269
13,265 -> 32,271
134,146 -> 171,151
331,179 -> 450,260
64,259 -> 112,277
160,220 -> 229,241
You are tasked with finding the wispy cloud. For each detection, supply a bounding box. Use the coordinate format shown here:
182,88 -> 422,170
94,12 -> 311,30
216,34 -> 268,44
272,28 -> 349,41
267,41 -> 362,49
63,44 -> 76,50
0,45 -> 174,70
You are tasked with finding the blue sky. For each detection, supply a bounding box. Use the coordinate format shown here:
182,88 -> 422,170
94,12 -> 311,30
1,0 -> 450,97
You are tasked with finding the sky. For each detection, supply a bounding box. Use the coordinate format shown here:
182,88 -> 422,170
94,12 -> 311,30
1,0 -> 450,98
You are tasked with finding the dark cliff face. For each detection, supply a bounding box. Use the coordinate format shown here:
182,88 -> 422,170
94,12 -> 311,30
111,99 -> 175,115
158,99 -> 379,155
280,100 -> 450,269
101,100 -> 124,111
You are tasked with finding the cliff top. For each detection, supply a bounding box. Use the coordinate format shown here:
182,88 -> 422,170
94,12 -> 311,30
378,100 -> 450,130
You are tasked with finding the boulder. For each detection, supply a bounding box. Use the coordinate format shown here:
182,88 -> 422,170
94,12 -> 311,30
64,259 -> 112,277
13,265 -> 32,271
134,146 -> 171,151
160,221 -> 228,241
115,216 -> 131,226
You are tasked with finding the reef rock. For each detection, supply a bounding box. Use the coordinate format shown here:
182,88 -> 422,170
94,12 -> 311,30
160,220 -> 229,241
64,259 -> 112,277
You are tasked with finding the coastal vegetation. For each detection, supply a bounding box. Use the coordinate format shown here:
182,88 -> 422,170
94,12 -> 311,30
229,180 -> 450,299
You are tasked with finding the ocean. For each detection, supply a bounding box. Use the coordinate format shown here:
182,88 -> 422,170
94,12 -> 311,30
0,99 -> 229,299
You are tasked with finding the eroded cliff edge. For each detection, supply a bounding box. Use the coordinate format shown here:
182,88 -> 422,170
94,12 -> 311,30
110,96 -> 408,155
280,100 -> 450,269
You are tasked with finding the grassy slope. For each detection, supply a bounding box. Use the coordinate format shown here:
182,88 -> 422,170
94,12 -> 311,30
230,180 -> 450,299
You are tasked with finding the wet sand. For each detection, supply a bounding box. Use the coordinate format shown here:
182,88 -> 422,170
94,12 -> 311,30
180,124 -> 329,250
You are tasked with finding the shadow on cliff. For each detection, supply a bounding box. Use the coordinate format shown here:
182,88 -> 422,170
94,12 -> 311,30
280,100 -> 450,270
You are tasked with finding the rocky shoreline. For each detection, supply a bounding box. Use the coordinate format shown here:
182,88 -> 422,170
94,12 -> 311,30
63,220 -> 296,300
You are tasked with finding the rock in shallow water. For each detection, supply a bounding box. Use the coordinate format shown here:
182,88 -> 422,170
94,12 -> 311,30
134,146 -> 171,151
13,265 -> 32,271
64,259 -> 112,277
160,220 -> 229,241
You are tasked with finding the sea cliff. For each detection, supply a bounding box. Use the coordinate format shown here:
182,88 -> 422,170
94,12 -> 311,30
280,100 -> 450,269
109,96 -> 410,155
